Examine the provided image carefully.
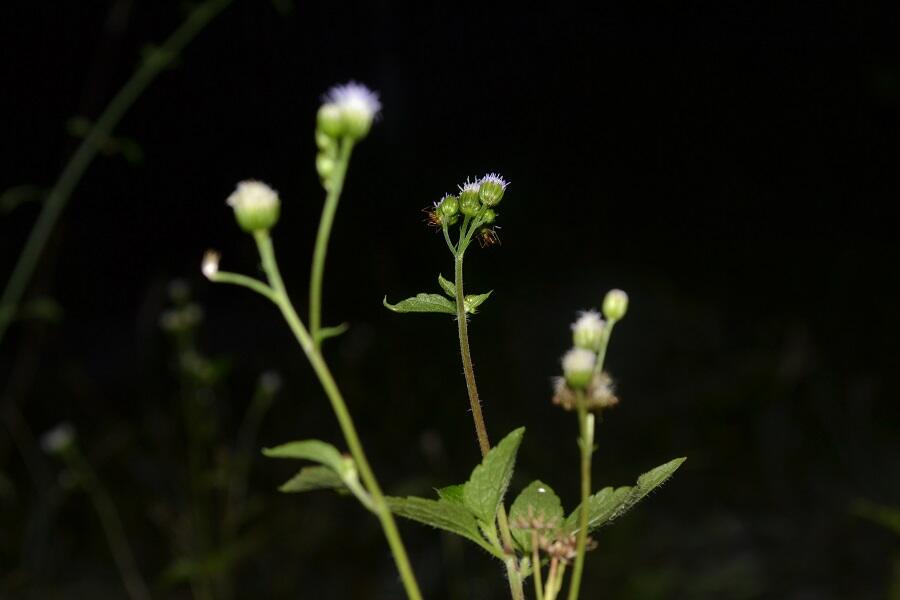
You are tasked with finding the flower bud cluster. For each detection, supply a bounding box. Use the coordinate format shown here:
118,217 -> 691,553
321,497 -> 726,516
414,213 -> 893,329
423,173 -> 509,242
554,290 -> 629,411
316,82 -> 381,184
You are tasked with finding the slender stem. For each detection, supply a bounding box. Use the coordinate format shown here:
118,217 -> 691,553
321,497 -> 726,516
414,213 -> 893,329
0,0 -> 233,347
568,318 -> 616,600
309,138 -> 355,349
545,559 -> 560,600
505,558 -> 526,600
567,397 -> 593,600
63,446 -> 152,600
532,532 -> 545,600
453,249 -> 522,599
253,232 -> 423,600
210,271 -> 277,302
453,253 -> 491,456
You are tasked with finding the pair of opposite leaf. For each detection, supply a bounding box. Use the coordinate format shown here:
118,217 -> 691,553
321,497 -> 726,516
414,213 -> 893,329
383,274 -> 492,316
264,428 -> 685,568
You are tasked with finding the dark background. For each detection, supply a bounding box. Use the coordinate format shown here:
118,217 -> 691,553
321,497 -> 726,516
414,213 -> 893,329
1,1 -> 898,598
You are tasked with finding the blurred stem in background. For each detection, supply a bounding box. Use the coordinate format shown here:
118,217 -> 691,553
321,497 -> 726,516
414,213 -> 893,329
0,0 -> 234,348
43,428 -> 152,600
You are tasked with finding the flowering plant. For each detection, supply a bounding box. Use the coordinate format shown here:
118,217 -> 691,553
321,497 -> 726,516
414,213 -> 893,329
203,82 -> 684,600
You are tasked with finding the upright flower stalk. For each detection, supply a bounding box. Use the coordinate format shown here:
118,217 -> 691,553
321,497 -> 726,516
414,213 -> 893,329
562,291 -> 629,600
435,176 -> 526,600
203,85 -> 423,600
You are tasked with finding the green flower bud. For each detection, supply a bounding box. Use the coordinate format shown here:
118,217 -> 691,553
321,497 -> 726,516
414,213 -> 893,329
317,103 -> 344,138
478,173 -> 508,206
458,180 -> 482,217
481,208 -> 496,224
571,310 -> 605,351
562,348 -> 596,389
439,194 -> 459,219
226,180 -> 281,233
602,289 -> 629,321
316,130 -> 336,151
316,153 -> 335,179
323,82 -> 381,140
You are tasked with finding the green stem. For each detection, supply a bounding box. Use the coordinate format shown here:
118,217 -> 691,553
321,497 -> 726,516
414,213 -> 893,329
453,250 -> 522,600
253,232 -> 423,600
532,532 -> 545,600
0,0 -> 233,347
453,253 -> 491,456
567,317 -> 616,600
566,397 -> 593,600
64,447 -> 152,600
309,138 -> 355,349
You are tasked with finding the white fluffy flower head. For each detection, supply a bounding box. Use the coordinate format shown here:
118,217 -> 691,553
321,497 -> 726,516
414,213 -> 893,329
571,310 -> 605,351
226,180 -> 280,233
323,82 -> 381,139
562,348 -> 596,374
226,180 -> 278,212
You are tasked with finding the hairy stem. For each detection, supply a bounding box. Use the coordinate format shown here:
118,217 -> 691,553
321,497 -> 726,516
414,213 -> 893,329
254,232 -> 423,600
0,0 -> 233,347
453,250 -> 522,600
309,139 -> 355,349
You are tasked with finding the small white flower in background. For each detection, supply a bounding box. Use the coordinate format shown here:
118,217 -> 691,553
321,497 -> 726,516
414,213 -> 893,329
202,250 -> 220,279
562,347 -> 596,389
41,422 -> 76,456
571,310 -> 605,352
226,180 -> 281,233
321,82 -> 382,140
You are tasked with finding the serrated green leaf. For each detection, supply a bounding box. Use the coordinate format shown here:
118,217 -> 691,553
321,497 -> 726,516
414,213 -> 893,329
609,457 -> 685,521
436,484 -> 465,504
438,274 -> 456,297
463,427 -> 525,525
387,496 -> 502,557
383,293 -> 456,315
564,486 -> 631,533
279,465 -> 346,493
463,291 -> 492,314
566,457 -> 686,533
262,440 -> 344,473
509,480 -> 564,551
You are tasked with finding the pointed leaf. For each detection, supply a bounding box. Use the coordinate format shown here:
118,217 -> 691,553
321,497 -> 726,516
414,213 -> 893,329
509,480 -> 564,551
387,496 -> 500,556
279,465 -> 346,493
438,274 -> 456,297
262,440 -> 344,473
609,457 -> 686,521
383,293 -> 456,315
566,457 -> 686,533
463,427 -> 525,524
564,486 -> 631,533
463,291 -> 492,314
436,484 -> 466,504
